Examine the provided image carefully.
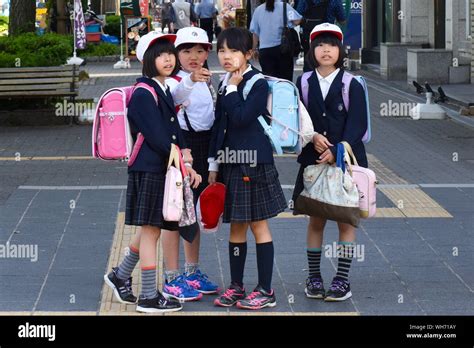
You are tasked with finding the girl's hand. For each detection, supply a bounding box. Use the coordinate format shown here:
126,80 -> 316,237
228,69 -> 243,86
190,66 -> 212,83
313,133 -> 333,154
316,148 -> 335,164
187,167 -> 202,189
208,171 -> 218,184
181,148 -> 193,165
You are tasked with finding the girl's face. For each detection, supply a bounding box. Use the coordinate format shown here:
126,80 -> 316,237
218,41 -> 252,73
178,45 -> 209,72
314,42 -> 339,68
154,52 -> 176,77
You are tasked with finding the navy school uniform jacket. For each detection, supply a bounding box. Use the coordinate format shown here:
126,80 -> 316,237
296,69 -> 368,168
127,77 -> 187,174
208,67 -> 274,164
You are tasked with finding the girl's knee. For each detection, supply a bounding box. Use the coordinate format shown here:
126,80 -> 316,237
140,226 -> 161,239
308,217 -> 326,231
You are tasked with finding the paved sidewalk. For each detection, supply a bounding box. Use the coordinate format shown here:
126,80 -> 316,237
1,53 -> 473,316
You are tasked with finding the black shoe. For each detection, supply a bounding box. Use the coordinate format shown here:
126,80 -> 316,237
304,276 -> 325,299
214,282 -> 246,307
325,277 -> 352,302
104,267 -> 137,304
136,292 -> 183,313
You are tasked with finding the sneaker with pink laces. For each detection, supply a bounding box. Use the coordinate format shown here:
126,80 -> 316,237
236,285 -> 276,310
213,282 -> 246,307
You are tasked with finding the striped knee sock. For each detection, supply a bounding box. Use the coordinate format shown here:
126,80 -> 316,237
307,248 -> 322,279
116,246 -> 139,280
336,242 -> 355,281
141,266 -> 158,299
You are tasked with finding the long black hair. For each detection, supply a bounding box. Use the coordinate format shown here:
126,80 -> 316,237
305,32 -> 346,70
265,0 -> 275,12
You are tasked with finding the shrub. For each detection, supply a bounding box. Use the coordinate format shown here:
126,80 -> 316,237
104,15 -> 121,39
78,42 -> 120,57
0,32 -> 72,67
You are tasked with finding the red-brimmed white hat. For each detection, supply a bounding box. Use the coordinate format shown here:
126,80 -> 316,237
196,183 -> 226,233
136,31 -> 177,62
175,27 -> 212,50
310,23 -> 343,43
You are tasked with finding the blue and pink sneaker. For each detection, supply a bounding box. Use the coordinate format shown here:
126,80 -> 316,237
163,275 -> 203,302
185,270 -> 220,294
236,285 -> 276,310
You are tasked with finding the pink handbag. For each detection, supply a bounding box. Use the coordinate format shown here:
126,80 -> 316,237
163,144 -> 183,222
341,142 -> 377,218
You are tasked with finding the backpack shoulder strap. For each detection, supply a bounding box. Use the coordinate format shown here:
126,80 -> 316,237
300,71 -> 312,107
341,71 -> 354,112
134,82 -> 158,105
242,73 -> 265,100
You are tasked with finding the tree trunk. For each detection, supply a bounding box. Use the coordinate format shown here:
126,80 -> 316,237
90,0 -> 102,13
9,0 -> 36,36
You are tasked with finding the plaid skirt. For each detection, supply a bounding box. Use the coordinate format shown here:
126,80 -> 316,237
221,163 -> 287,223
125,171 -> 179,231
182,129 -> 212,205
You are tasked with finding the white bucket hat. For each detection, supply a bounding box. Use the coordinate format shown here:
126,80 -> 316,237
136,31 -> 176,62
174,27 -> 212,50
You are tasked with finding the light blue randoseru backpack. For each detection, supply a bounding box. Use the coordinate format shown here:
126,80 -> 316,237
242,74 -> 307,155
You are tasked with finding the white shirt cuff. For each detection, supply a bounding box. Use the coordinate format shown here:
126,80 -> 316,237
225,85 -> 238,95
208,157 -> 220,172
183,75 -> 195,90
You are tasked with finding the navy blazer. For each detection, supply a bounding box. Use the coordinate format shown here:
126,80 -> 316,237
208,67 -> 274,165
127,77 -> 187,174
296,69 -> 368,168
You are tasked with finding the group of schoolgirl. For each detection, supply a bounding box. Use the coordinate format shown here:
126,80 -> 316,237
103,22 -> 368,313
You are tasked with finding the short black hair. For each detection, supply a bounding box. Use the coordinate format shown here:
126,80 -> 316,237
305,32 -> 346,70
216,27 -> 253,54
142,40 -> 179,78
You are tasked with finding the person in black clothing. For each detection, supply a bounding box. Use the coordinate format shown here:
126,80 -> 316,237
296,0 -> 346,71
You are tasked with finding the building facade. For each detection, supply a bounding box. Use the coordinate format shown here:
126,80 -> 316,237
362,0 -> 473,84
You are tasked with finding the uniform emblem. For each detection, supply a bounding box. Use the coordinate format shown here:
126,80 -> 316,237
338,103 -> 344,111
192,31 -> 198,37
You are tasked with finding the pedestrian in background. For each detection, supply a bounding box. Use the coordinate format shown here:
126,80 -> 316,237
172,0 -> 193,32
297,0 -> 346,71
195,0 -> 218,44
250,0 -> 302,81
161,0 -> 176,34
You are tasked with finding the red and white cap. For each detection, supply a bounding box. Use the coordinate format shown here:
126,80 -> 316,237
196,183 -> 226,233
136,31 -> 176,62
174,27 -> 212,50
310,23 -> 343,43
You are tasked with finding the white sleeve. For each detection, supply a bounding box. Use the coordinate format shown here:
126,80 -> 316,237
168,75 -> 196,105
208,157 -> 220,172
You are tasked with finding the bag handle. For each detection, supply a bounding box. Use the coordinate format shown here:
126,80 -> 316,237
167,143 -> 180,170
340,141 -> 359,166
174,144 -> 189,178
283,0 -> 288,28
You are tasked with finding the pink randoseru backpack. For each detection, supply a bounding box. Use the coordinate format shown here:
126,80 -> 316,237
92,83 -> 157,165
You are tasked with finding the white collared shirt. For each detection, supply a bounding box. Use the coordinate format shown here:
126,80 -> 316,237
167,70 -> 215,132
151,77 -> 168,94
315,68 -> 340,100
225,65 -> 253,95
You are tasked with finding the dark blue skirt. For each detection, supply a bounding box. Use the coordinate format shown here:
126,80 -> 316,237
125,171 -> 179,231
221,163 -> 287,223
